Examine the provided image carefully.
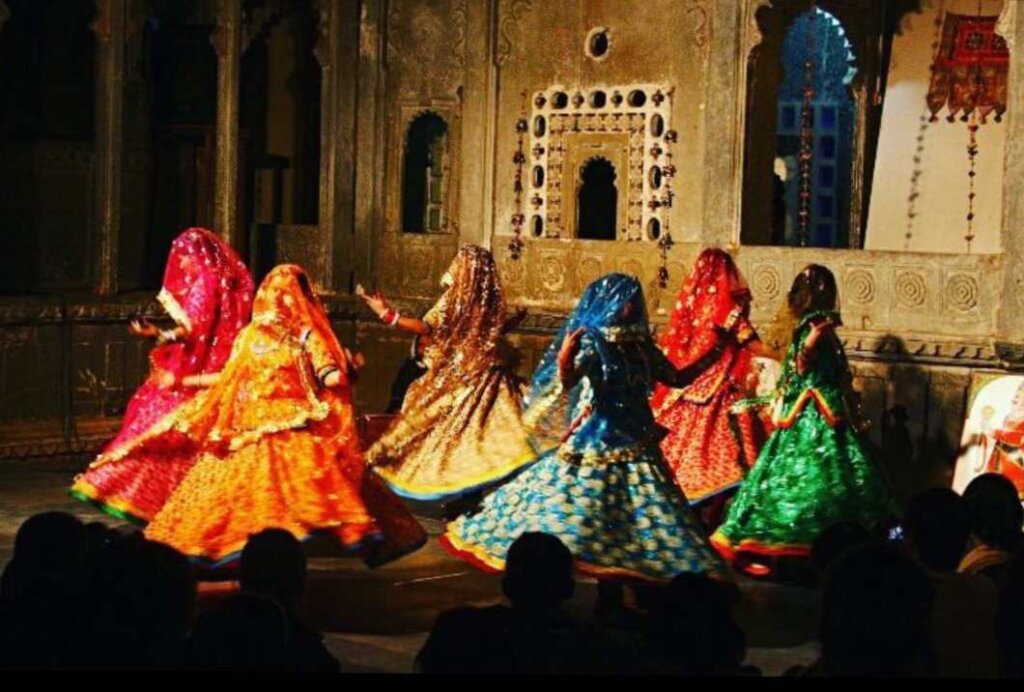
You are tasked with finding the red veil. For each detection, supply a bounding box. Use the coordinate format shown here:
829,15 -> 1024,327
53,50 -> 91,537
651,248 -> 756,411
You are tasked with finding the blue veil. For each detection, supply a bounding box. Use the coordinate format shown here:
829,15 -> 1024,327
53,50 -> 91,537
523,273 -> 650,450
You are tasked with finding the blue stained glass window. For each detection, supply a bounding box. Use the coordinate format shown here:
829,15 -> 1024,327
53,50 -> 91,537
818,165 -> 835,188
817,195 -> 834,217
782,105 -> 796,131
820,135 -> 836,159
821,105 -> 837,129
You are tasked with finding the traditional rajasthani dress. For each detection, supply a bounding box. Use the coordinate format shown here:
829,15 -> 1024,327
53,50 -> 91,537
711,309 -> 896,561
442,274 -> 727,583
144,265 -> 426,568
71,228 -> 254,523
652,248 -> 767,504
367,245 -> 535,501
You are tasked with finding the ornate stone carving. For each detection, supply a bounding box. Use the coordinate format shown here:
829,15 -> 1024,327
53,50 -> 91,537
388,0 -> 467,98
501,253 -> 527,292
496,0 -> 532,67
845,268 -> 876,307
577,255 -> 604,292
751,263 -> 782,301
539,252 -> 567,293
946,273 -> 980,315
893,270 -> 927,309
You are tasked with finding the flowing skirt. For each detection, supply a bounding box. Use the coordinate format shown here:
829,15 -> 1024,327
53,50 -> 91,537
144,412 -> 426,568
442,446 -> 726,582
368,367 -> 536,501
658,386 -> 767,504
71,378 -> 199,523
711,405 -> 896,560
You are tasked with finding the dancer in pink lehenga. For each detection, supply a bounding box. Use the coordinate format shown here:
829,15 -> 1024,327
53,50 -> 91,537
71,228 -> 254,523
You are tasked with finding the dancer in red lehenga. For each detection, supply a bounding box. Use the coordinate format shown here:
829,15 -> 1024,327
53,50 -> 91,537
651,248 -> 767,515
71,228 -> 254,523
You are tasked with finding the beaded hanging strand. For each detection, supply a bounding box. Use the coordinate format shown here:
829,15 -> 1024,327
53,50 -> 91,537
657,89 -> 677,289
964,0 -> 984,253
797,1 -> 818,247
509,91 -> 528,260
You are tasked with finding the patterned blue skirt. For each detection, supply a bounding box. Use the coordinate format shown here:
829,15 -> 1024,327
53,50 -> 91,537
442,446 -> 726,582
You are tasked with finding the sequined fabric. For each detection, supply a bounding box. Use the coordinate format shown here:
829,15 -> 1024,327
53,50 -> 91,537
144,265 -> 426,567
711,310 -> 896,560
367,245 -> 535,501
652,249 -> 765,504
444,274 -> 726,583
71,228 -> 254,522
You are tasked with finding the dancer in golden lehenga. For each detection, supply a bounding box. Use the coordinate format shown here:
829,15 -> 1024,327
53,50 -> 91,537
359,244 -> 535,502
144,265 -> 426,568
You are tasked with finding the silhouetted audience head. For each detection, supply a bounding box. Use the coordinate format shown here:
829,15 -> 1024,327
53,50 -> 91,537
818,542 -> 933,676
86,535 -> 196,669
502,532 -> 575,609
645,573 -> 746,675
188,593 -> 291,671
240,529 -> 306,613
811,521 -> 871,575
0,513 -> 90,669
963,474 -> 1024,553
904,488 -> 970,573
3,512 -> 86,600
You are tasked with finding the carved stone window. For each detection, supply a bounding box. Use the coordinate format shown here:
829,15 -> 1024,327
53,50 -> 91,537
526,83 -> 673,242
401,111 -> 449,234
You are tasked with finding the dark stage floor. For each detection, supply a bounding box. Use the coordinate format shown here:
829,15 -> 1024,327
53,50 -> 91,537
0,461 -> 820,673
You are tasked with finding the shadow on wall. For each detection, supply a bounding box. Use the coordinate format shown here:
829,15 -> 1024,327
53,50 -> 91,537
873,334 -> 956,501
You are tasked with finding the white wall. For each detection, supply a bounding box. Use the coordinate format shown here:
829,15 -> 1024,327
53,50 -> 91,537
866,0 -> 1005,254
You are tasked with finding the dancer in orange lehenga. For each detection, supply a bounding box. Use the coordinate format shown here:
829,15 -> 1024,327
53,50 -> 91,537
145,265 -> 426,568
651,249 -> 767,515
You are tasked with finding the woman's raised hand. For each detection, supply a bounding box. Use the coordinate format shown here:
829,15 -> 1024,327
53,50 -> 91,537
557,328 -> 586,374
357,285 -> 389,318
129,318 -> 160,339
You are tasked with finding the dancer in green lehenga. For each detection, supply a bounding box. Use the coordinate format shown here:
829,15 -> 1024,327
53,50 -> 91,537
711,265 -> 896,572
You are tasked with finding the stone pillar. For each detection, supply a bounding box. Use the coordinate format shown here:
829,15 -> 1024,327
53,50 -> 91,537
699,0 -> 747,248
997,1 -> 1024,345
352,0 -> 385,285
92,0 -> 128,296
460,0 -> 499,247
211,0 -> 242,250
313,0 -> 343,292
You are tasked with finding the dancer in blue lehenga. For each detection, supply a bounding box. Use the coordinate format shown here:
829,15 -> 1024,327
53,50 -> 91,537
442,274 -> 728,582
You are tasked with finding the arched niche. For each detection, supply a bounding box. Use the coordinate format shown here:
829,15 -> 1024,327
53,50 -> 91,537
401,111 -> 449,234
